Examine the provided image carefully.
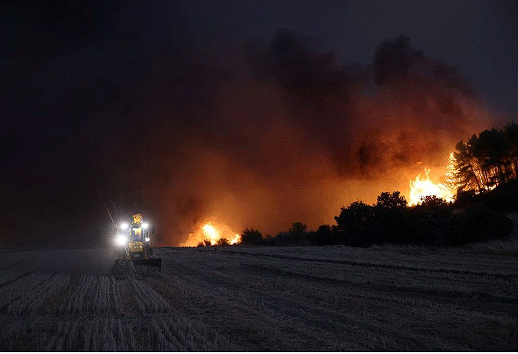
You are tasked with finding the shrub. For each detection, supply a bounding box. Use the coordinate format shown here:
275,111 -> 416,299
263,234 -> 274,246
285,222 -> 311,245
334,201 -> 374,236
477,179 -> 518,211
416,195 -> 451,213
376,191 -> 407,211
289,222 -> 307,234
269,232 -> 290,246
454,189 -> 476,207
309,224 -> 334,246
216,238 -> 230,246
448,207 -> 513,245
240,228 -> 264,245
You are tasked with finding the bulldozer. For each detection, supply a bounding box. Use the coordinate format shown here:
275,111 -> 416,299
114,213 -> 162,269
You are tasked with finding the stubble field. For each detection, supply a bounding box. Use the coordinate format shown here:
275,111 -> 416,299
0,242 -> 517,351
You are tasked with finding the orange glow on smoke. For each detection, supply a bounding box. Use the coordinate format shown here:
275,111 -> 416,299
181,221 -> 241,246
408,168 -> 455,206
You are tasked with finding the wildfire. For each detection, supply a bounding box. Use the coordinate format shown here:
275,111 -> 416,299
181,221 -> 241,246
201,223 -> 219,244
408,168 -> 455,206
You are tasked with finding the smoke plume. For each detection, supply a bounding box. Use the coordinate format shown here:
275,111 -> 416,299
126,30 -> 487,245
2,0 -> 493,247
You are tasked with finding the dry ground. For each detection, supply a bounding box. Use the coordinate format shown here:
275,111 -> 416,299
0,242 -> 517,351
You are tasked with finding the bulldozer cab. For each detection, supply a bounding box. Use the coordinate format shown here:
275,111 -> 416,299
132,213 -> 143,224
129,214 -> 144,241
130,227 -> 142,241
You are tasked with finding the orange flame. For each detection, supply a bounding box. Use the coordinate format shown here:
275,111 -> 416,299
181,221 -> 241,246
201,223 -> 219,244
408,168 -> 455,206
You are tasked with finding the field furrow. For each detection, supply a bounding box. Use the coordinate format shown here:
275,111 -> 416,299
0,247 -> 517,351
59,275 -> 96,315
6,273 -> 71,316
127,276 -> 172,314
0,273 -> 53,313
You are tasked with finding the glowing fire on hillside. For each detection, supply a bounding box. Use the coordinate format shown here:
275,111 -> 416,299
181,221 -> 241,246
408,168 -> 455,206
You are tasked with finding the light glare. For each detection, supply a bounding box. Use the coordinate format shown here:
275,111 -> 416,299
116,235 -> 127,246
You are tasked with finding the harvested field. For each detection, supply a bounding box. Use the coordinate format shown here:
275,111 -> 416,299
0,245 -> 517,351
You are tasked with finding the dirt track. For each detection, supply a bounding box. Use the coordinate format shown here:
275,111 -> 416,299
0,245 -> 517,350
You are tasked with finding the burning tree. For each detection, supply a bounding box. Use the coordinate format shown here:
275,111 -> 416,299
451,122 -> 518,193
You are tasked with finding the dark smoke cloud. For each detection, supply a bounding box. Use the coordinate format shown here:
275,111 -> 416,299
374,35 -> 476,97
132,30 -> 486,245
2,1 -> 489,247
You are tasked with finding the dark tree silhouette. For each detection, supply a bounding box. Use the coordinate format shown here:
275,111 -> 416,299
330,190 -> 512,247
473,128 -> 510,185
312,224 -> 334,245
504,122 -> 518,177
376,191 -> 407,210
289,222 -> 307,234
453,139 -> 482,192
452,123 -> 518,193
240,228 -> 264,245
418,195 -> 449,209
197,239 -> 212,247
334,201 -> 374,235
216,238 -> 230,246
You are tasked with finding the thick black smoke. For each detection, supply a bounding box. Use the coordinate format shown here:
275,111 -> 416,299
136,30 -> 486,245
2,2 -> 490,247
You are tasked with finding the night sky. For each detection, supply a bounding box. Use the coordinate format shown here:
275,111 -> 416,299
2,0 -> 518,248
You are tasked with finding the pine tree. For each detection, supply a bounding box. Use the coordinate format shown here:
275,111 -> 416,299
453,140 -> 482,192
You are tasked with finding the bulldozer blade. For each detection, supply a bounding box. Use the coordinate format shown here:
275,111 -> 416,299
131,257 -> 162,269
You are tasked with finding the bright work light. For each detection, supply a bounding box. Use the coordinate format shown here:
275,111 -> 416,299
116,235 -> 127,246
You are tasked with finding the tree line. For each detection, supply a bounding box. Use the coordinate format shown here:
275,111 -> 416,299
450,122 -> 518,192
233,192 -> 512,248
